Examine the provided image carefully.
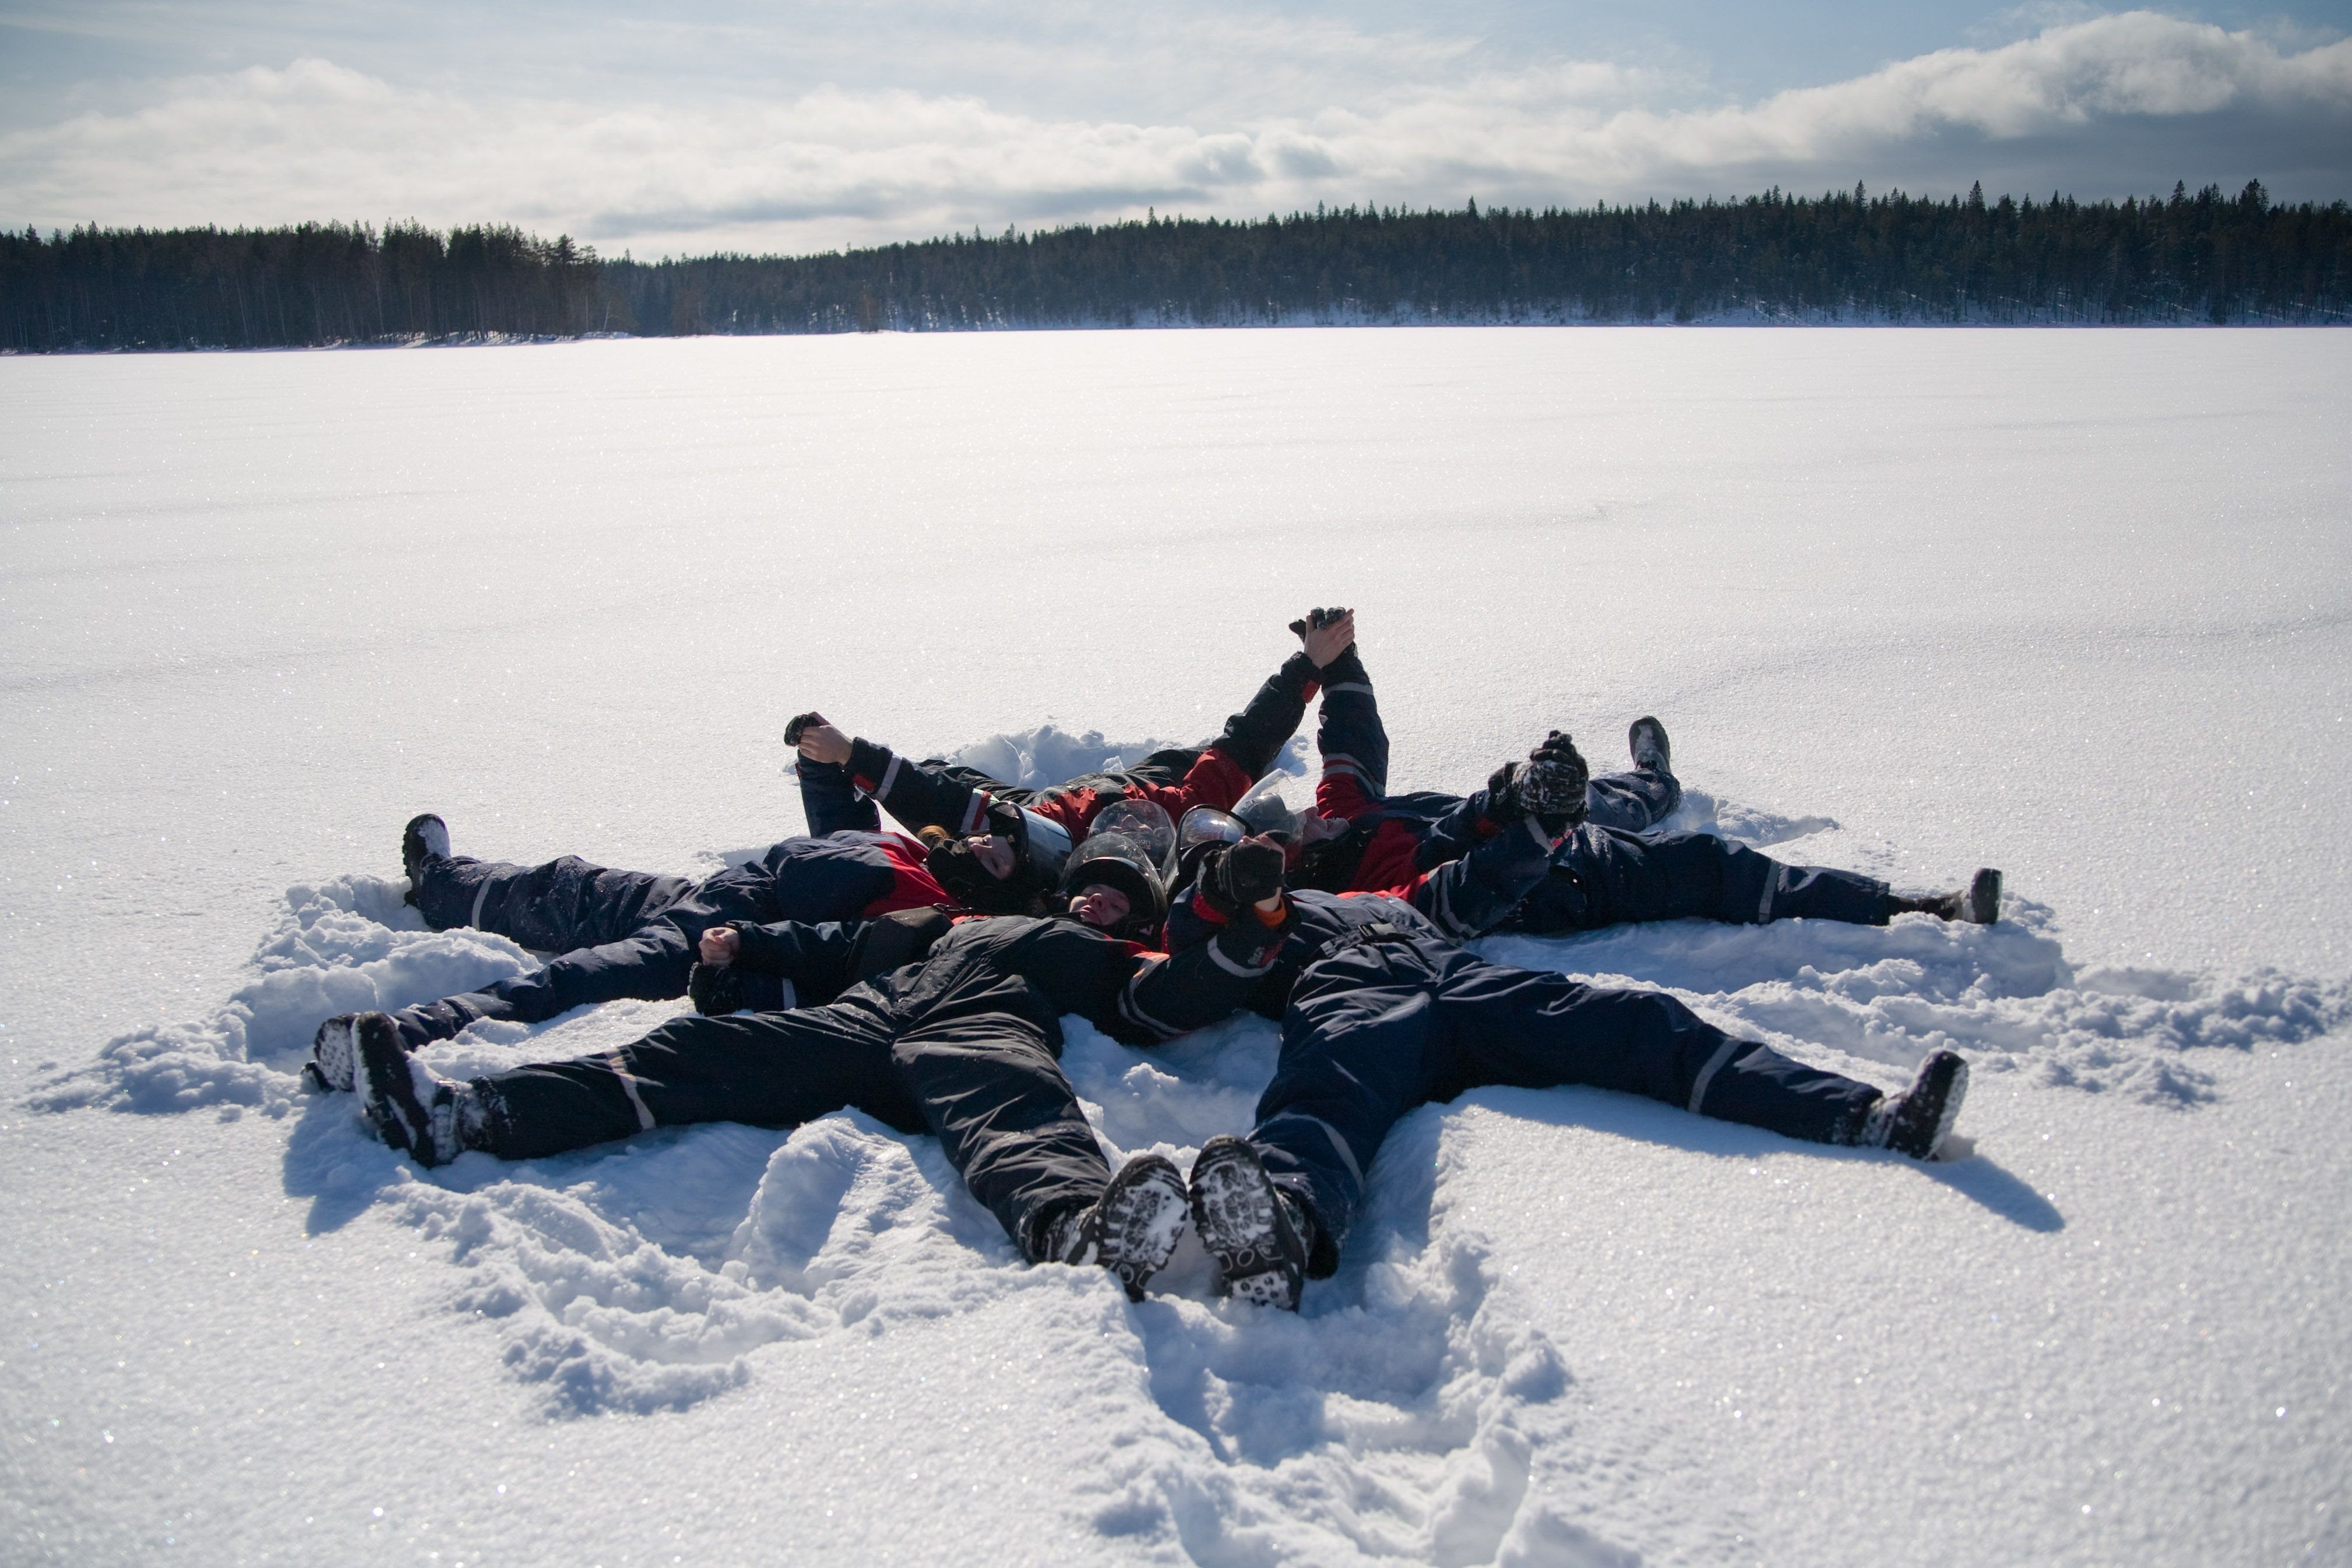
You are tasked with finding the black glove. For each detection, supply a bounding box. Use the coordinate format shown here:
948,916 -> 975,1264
1197,840 -> 1286,914
783,711 -> 825,747
688,961 -> 747,1016
1286,606 -> 1351,638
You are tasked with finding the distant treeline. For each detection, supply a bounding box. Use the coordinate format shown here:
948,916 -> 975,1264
5,181 -> 2347,350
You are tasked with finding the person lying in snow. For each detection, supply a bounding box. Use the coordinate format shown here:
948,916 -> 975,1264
1270,611 -> 2004,933
323,896 -> 1290,1300
305,756 -> 1034,1090
783,612 -> 1356,918
1161,823 -> 1972,1309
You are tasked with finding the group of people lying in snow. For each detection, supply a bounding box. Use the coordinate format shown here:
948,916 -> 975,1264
308,609 -> 2002,1310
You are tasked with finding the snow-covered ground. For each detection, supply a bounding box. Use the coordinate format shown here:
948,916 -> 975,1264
3,328 -> 2347,1567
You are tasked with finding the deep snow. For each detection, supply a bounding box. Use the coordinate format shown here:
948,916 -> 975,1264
2,329 -> 2348,1567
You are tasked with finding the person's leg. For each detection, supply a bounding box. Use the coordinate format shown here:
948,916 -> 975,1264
1582,768 -> 1680,833
887,1003 -> 1115,1261
1431,949 -> 1881,1144
1580,715 -> 1681,833
472,998 -> 915,1160
381,925 -> 702,1050
1514,829 -> 1890,934
1243,940 -> 1449,1270
412,849 -> 693,950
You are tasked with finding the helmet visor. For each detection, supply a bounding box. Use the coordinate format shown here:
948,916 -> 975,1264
1086,799 -> 1176,869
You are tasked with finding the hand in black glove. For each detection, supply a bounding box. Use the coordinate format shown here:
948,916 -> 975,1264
1198,837 -> 1287,914
783,711 -> 826,747
688,960 -> 747,1016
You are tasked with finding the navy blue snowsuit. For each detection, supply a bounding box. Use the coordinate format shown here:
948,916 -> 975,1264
1166,825 -> 1886,1278
1308,645 -> 1895,935
393,761 -> 953,1050
1292,644 -> 1682,898
466,911 -> 1275,1256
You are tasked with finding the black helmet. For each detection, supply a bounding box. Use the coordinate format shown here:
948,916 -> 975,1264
1174,804 -> 1245,890
1058,831 -> 1168,939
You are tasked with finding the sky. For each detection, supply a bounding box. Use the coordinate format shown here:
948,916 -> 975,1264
2,1 -> 2349,259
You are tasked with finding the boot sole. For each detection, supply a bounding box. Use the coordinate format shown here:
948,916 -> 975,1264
1189,1137 -> 1300,1309
310,1015 -> 360,1093
1095,1156 -> 1191,1302
1964,868 -> 2003,924
353,1013 -> 442,1166
1628,716 -> 1671,774
1890,1051 -> 1970,1160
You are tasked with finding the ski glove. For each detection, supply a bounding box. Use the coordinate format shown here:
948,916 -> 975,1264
688,960 -> 747,1016
1196,839 -> 1287,915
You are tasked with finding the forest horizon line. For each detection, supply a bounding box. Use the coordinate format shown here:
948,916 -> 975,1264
6,179 -> 2347,351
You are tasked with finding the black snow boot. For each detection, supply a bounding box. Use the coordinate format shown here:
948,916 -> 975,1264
307,1012 -> 376,1093
1189,1135 -> 1312,1310
1628,715 -> 1672,774
1889,868 -> 2002,924
401,813 -> 450,906
352,1011 -> 477,1168
1036,1153 -> 1191,1302
1859,1049 -> 1970,1160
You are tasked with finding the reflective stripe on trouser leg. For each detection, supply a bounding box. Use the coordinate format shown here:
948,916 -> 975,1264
1688,1037 -> 1741,1115
607,1052 -> 656,1130
1258,1110 -> 1364,1190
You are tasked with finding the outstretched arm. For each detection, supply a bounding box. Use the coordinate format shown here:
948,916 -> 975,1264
797,718 -> 997,838
1307,611 -> 1385,822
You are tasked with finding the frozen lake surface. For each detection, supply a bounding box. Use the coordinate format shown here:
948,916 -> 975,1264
3,328 -> 2348,1566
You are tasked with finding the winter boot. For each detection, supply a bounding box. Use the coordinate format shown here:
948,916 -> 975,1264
351,1011 -> 480,1168
1628,715 -> 1672,774
401,813 -> 450,907
1035,1153 -> 1191,1302
1189,1135 -> 1312,1310
1888,868 -> 2002,924
1857,1049 -> 1970,1160
307,1012 -> 378,1093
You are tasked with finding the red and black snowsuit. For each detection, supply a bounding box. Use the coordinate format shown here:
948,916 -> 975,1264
807,650 -> 1324,849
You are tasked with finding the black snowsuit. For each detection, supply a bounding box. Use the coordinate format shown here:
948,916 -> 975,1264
397,825 -> 948,1051
1309,643 -> 1896,935
1165,838 -> 1888,1278
1293,643 -> 1682,897
464,911 -> 1274,1256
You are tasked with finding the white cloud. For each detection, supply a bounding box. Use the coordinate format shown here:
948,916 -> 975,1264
2,13 -> 2346,257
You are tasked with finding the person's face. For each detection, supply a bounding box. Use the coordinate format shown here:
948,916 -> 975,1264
1066,883 -> 1132,929
967,833 -> 1016,879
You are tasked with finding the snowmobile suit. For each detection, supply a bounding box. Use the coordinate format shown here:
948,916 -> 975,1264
1162,806 -> 1561,1021
463,911 -> 1273,1253
1294,644 -> 1682,898
1246,929 -> 1886,1277
1496,824 -> 1895,935
1343,669 -> 1893,935
811,649 -> 1324,844
394,826 -> 950,1051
